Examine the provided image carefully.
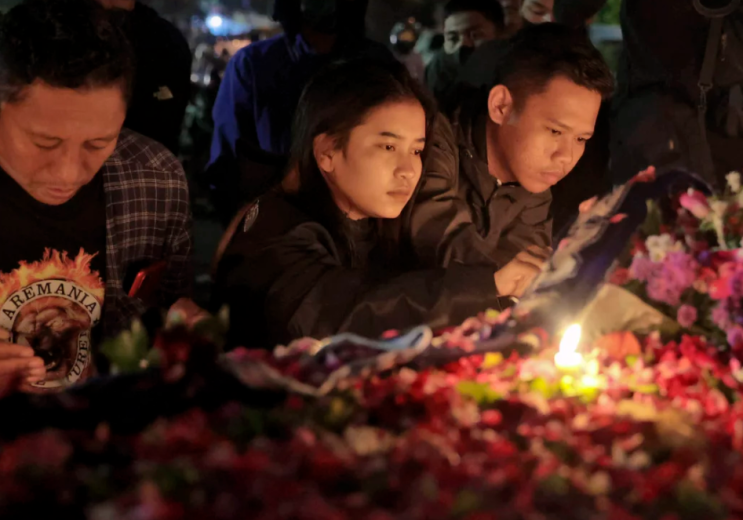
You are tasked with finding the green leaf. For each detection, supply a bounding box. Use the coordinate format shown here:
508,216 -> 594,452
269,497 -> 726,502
539,474 -> 570,496
451,489 -> 482,517
419,474 -> 438,501
640,200 -> 663,237
633,384 -> 660,395
317,395 -> 356,432
99,320 -> 152,374
675,480 -> 726,520
191,306 -> 230,350
544,440 -> 579,465
457,381 -> 502,405
530,377 -> 558,399
152,461 -> 201,498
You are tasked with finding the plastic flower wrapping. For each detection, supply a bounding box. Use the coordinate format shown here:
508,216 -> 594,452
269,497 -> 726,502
6,170 -> 743,519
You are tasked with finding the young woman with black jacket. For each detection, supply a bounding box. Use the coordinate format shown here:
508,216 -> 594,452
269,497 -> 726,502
214,60 -> 542,349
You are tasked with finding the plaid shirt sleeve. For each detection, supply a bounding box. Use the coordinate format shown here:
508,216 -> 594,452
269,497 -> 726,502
102,129 -> 193,338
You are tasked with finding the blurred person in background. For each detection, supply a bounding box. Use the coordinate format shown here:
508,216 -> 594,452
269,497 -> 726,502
520,0 -> 554,25
499,0 -> 523,35
97,0 -> 192,154
556,0 -> 743,188
391,19 -> 425,82
206,0 -> 392,226
426,0 -> 506,106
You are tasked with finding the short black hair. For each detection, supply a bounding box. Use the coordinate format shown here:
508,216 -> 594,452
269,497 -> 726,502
0,0 -> 135,104
495,23 -> 613,108
444,0 -> 506,31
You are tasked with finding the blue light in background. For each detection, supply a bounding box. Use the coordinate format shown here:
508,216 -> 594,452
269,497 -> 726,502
206,14 -> 224,30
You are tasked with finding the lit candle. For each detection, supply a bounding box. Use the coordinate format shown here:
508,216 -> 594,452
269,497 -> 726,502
554,324 -> 583,371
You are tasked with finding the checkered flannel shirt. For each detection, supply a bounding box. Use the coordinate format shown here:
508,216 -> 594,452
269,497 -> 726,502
102,129 -> 193,338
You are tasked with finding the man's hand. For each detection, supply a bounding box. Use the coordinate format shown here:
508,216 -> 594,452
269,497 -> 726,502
0,329 -> 46,397
494,245 -> 551,297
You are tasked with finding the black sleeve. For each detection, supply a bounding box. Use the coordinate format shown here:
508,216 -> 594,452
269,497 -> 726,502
217,222 -> 505,346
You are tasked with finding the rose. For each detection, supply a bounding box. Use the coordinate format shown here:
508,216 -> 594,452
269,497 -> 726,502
679,189 -> 711,219
677,305 -> 698,329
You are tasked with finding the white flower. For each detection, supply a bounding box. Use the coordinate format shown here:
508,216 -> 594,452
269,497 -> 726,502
645,233 -> 682,262
711,200 -> 729,217
728,171 -> 742,194
710,200 -> 730,250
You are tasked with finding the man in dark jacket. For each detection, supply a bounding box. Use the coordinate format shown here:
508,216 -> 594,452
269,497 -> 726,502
555,0 -> 743,187
206,0 -> 392,224
426,0 -> 506,107
406,24 -> 613,294
97,0 -> 192,154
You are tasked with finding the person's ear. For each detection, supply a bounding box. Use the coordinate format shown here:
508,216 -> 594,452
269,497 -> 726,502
313,133 -> 337,174
488,85 -> 515,126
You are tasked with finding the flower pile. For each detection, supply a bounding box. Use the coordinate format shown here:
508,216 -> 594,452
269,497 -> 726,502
5,171 -> 743,518
4,314 -> 743,519
615,171 -> 743,349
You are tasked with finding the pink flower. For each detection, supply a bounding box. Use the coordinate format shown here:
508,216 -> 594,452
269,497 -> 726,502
609,267 -> 630,286
679,189 -> 710,219
677,305 -> 698,328
728,325 -> 743,350
481,409 -> 502,426
629,255 -> 660,282
631,166 -> 656,184
646,252 -> 699,306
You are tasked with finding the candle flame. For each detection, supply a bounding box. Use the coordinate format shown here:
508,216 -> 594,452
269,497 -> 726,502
559,324 -> 582,354
555,324 -> 583,371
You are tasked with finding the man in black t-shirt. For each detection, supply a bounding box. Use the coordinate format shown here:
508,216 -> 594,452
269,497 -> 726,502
0,0 -> 194,395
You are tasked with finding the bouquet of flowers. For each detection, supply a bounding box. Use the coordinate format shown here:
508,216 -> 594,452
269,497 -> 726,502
614,171 -> 743,350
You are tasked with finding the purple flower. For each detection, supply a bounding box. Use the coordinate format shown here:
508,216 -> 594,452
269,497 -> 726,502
646,252 -> 699,306
629,255 -> 659,282
697,250 -> 712,266
712,302 -> 733,330
647,277 -> 682,306
677,305 -> 698,328
728,269 -> 743,299
665,252 -> 699,288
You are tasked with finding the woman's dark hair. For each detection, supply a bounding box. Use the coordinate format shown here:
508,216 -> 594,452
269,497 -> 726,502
290,58 -> 436,267
0,0 -> 135,104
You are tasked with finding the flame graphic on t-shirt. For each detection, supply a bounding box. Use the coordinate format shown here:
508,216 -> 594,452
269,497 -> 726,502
0,248 -> 105,304
0,248 -> 106,389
